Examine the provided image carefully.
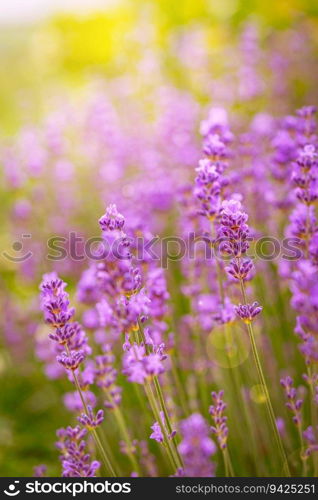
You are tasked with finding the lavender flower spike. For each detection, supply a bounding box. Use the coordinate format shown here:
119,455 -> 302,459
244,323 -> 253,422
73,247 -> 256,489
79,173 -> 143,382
99,204 -> 125,231
77,406 -> 105,430
235,302 -> 262,324
280,376 -> 303,426
209,390 -> 229,450
57,350 -> 86,371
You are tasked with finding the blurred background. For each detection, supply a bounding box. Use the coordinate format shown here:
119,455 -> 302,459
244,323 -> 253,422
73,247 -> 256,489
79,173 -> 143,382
1,0 -> 318,477
1,0 -> 318,133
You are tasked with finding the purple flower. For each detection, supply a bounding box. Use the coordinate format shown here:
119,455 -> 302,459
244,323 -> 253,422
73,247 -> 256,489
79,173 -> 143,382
150,412 -> 176,444
77,406 -> 104,430
57,350 -> 86,371
178,413 -> 216,477
209,390 -> 229,449
48,323 -> 76,345
94,345 -> 122,409
296,144 -> 318,170
303,426 -> 318,457
77,267 -> 102,305
235,301 -> 262,323
203,134 -> 227,159
33,465 -> 47,477
122,343 -> 147,384
63,391 -> 96,412
99,204 -> 125,231
150,421 -> 164,443
218,199 -> 250,258
225,259 -> 254,281
40,273 -> 75,328
143,352 -> 165,376
56,425 -> 100,477
280,376 -> 303,426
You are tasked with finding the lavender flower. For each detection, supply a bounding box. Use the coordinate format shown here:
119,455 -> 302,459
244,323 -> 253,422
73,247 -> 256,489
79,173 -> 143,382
94,345 -> 122,409
56,426 -> 100,477
150,421 -> 164,443
303,426 -> 318,457
99,204 -> 125,231
280,376 -> 303,426
150,412 -> 176,444
235,302 -> 262,324
33,465 -> 47,477
178,413 -> 216,477
57,350 -> 86,371
40,273 -> 75,328
77,406 -> 104,430
209,390 -> 229,449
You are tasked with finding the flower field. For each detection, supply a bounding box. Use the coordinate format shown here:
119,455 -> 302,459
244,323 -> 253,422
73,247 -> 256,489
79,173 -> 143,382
1,0 -> 318,478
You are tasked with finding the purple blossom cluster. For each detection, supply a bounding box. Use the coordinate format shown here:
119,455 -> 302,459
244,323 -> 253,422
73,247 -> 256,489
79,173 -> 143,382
280,376 -> 303,426
209,391 -> 229,450
40,273 -> 90,372
56,426 -> 100,477
178,414 -> 216,477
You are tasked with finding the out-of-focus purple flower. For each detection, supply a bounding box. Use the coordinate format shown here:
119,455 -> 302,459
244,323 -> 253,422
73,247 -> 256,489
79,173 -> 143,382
150,421 -> 164,443
63,391 -> 97,412
77,267 -> 102,305
178,413 -> 216,477
150,412 -> 176,444
276,417 -> 286,437
143,352 -> 165,376
33,465 -> 47,477
280,376 -> 303,426
122,343 -> 147,384
303,426 -> 318,456
94,345 -> 122,409
209,390 -> 228,449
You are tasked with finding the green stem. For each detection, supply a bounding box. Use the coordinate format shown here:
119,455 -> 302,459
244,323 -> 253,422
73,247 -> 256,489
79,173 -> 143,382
246,320 -> 290,477
239,280 -> 290,477
70,362 -> 117,477
170,356 -> 190,415
307,366 -> 318,476
144,380 -> 178,471
103,388 -> 140,474
137,320 -> 183,468
297,426 -> 308,477
153,375 -> 183,468
222,448 -> 234,477
132,325 -> 179,471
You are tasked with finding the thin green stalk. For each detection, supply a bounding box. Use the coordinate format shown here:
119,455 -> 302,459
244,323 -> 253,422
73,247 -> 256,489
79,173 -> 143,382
239,279 -> 290,477
103,387 -> 140,474
153,375 -> 183,468
132,325 -> 179,471
246,320 -> 290,476
222,448 -> 234,477
297,425 -> 308,477
137,319 -> 183,468
144,380 -> 178,471
170,356 -> 190,415
72,370 -> 117,476
307,366 -> 318,476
